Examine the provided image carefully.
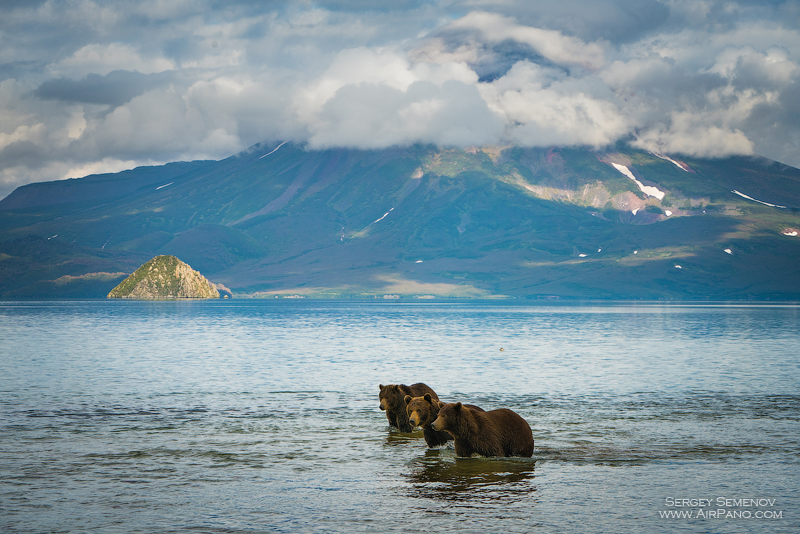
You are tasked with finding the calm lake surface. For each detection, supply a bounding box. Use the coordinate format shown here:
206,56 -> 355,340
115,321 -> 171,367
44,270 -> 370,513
1,300 -> 799,533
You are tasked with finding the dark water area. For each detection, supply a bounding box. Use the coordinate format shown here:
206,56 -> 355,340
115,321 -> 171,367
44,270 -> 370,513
1,300 -> 798,533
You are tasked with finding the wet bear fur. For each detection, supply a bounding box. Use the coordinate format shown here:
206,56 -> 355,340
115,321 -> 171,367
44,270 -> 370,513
379,383 -> 438,433
431,402 -> 534,458
404,393 -> 485,448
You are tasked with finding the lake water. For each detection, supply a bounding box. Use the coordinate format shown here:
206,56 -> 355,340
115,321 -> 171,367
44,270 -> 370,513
1,300 -> 799,533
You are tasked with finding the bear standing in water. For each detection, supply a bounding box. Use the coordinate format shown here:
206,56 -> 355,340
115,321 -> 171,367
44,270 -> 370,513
404,393 -> 453,447
431,402 -> 534,458
404,393 -> 485,448
378,383 -> 438,433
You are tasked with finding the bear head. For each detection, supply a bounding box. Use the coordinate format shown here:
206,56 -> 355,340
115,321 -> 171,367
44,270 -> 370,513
404,393 -> 442,428
378,384 -> 406,412
430,402 -> 463,433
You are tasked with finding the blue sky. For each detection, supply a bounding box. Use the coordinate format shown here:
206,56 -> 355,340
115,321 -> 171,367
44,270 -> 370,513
1,0 -> 799,198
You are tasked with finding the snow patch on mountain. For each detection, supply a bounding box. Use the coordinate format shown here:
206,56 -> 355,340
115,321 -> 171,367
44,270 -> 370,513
610,163 -> 665,200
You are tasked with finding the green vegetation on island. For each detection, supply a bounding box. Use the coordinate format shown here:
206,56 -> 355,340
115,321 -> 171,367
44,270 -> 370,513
107,255 -> 220,299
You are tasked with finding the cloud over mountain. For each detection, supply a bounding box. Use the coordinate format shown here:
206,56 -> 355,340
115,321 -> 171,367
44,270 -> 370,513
1,0 -> 799,198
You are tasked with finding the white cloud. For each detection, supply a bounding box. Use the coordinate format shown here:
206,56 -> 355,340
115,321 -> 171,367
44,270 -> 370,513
298,46 -> 490,148
307,79 -> 505,148
48,43 -> 175,78
0,78 -> 85,159
449,11 -> 607,69
1,1 -> 800,199
483,61 -> 629,147
705,45 -> 799,85
89,85 -> 245,159
409,38 -> 482,65
411,61 -> 479,87
632,110 -> 755,158
297,48 -> 419,121
133,0 -> 198,21
601,56 -> 678,93
0,124 -> 47,152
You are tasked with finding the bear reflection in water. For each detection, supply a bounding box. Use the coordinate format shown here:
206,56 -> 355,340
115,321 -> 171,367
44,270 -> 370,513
405,449 -> 537,502
382,427 -> 426,446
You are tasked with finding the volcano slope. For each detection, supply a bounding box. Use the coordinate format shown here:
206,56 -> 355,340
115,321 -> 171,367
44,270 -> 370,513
2,143 -> 800,300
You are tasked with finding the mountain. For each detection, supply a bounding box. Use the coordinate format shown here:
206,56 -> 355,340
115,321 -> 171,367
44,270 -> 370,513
107,255 -> 220,299
1,142 -> 800,300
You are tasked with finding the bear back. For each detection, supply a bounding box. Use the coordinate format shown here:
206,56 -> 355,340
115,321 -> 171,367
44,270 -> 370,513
431,402 -> 534,458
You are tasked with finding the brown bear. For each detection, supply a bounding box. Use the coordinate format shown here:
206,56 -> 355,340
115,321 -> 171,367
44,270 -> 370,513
431,402 -> 534,458
378,383 -> 438,433
404,393 -> 485,448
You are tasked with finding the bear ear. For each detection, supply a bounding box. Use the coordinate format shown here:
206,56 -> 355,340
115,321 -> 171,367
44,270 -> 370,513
379,384 -> 384,390
404,395 -> 412,404
455,402 -> 462,410
423,393 -> 432,402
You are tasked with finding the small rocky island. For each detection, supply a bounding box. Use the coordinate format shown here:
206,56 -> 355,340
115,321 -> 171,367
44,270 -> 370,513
107,255 -> 220,299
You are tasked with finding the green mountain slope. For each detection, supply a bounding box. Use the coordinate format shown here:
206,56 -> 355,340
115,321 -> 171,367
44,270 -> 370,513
1,142 -> 799,299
